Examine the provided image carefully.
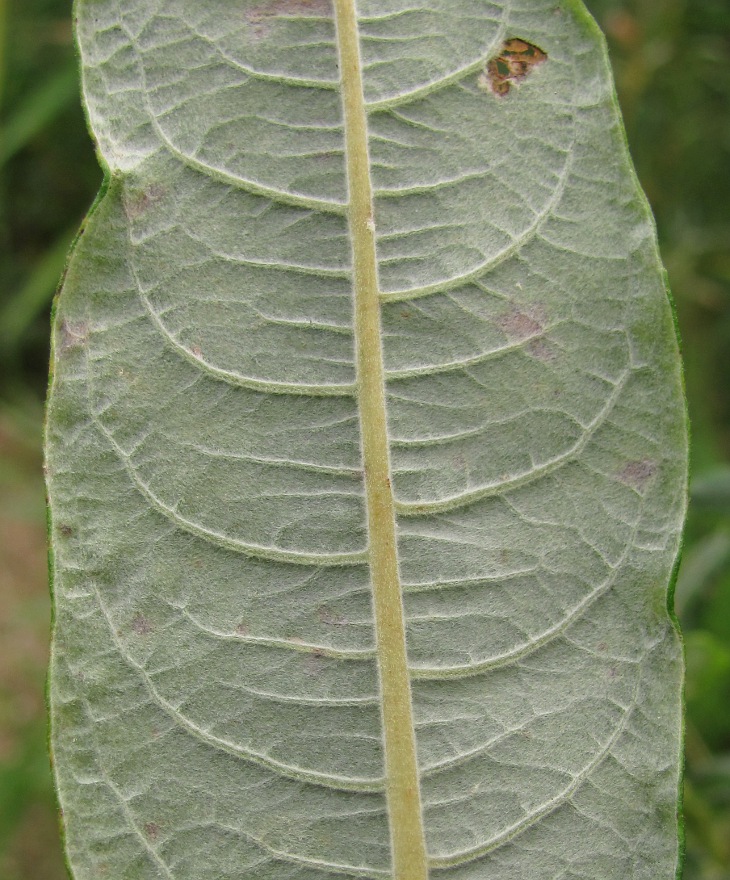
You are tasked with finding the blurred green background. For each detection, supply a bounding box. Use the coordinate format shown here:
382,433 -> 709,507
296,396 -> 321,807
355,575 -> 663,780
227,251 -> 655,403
0,0 -> 728,877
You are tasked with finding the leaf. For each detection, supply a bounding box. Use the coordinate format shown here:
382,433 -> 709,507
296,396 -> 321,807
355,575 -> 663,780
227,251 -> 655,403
45,1 -> 688,878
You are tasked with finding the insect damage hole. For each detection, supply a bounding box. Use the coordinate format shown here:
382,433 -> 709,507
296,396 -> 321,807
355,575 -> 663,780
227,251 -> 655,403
478,38 -> 548,97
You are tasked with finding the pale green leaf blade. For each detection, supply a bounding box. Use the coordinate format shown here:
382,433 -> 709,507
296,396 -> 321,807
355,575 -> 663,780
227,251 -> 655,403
46,2 -> 688,879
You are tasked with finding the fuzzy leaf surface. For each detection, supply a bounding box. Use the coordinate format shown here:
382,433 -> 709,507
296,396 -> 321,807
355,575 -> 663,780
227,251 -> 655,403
46,1 -> 687,878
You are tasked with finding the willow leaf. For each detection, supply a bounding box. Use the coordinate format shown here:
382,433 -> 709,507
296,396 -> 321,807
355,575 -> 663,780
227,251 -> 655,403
46,1 -> 688,878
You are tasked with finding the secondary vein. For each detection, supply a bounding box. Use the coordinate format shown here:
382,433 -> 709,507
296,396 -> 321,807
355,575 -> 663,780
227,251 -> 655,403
333,3 -> 429,879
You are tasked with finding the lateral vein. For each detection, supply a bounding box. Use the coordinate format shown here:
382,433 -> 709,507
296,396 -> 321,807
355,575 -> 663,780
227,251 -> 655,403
93,585 -> 384,793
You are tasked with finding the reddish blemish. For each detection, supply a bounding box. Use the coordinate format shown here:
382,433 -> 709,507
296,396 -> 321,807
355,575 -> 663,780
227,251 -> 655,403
526,337 -> 556,362
144,822 -> 160,840
304,650 -> 326,676
131,613 -> 152,635
235,622 -> 250,636
59,319 -> 88,353
498,306 -> 546,340
317,605 -> 348,626
315,150 -> 341,165
122,184 -> 165,221
246,0 -> 332,37
619,459 -> 658,490
247,0 -> 332,20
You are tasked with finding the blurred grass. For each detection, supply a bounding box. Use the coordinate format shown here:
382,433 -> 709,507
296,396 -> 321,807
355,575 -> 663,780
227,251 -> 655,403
0,0 -> 729,877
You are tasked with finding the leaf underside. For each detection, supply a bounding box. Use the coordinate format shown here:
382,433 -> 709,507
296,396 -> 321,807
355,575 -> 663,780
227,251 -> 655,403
46,1 -> 687,879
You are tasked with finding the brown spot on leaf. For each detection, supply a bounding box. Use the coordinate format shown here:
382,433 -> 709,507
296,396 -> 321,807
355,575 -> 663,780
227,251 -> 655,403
59,319 -> 88,353
400,310 -> 411,319
131,613 -> 152,635
247,0 -> 332,20
478,38 -> 548,98
123,184 -> 166,221
58,524 -> 74,538
246,0 -> 332,37
315,150 -> 341,165
235,622 -> 250,636
498,306 -> 546,340
526,337 -> 556,362
304,648 -> 326,676
190,344 -> 203,359
317,605 -> 348,626
619,459 -> 658,490
144,822 -> 160,840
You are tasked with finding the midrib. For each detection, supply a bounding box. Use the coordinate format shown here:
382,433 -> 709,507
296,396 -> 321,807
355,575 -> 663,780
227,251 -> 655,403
332,2 -> 428,878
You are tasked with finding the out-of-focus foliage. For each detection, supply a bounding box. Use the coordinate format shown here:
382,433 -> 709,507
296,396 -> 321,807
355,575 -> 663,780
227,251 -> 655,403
0,0 -> 727,877
0,0 -> 99,391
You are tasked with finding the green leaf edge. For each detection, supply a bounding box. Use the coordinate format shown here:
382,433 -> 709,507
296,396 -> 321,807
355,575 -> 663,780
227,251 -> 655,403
558,5 -> 689,878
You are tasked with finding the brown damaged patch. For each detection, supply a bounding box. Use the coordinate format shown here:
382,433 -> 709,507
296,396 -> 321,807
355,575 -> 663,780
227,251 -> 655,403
131,613 -> 153,635
246,0 -> 332,21
304,648 -> 326,676
526,337 -> 557,362
498,306 -> 547,341
619,459 -> 658,491
122,184 -> 166,221
317,605 -> 348,627
143,822 -> 160,840
58,319 -> 88,353
246,0 -> 332,37
478,38 -> 548,98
